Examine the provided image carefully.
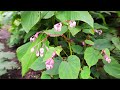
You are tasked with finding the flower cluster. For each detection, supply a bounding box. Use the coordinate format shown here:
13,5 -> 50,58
68,20 -> 76,28
30,32 -> 40,42
101,50 -> 111,63
36,48 -> 44,57
54,20 -> 76,32
94,29 -> 102,35
45,51 -> 56,70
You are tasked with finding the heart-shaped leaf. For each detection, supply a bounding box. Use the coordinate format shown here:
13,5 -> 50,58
59,55 -> 80,79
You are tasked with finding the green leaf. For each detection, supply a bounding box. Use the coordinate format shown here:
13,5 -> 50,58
16,42 -> 31,61
82,29 -> 94,35
55,11 -> 94,28
44,57 -> 62,75
44,25 -> 68,37
41,11 -> 55,19
21,11 -> 40,33
93,39 -> 112,50
80,66 -> 90,79
104,63 -> 120,79
55,46 -> 62,56
59,55 -> 80,79
85,40 -> 94,45
69,26 -> 81,36
43,47 -> 55,62
24,30 -> 36,43
16,34 -> 47,76
71,45 -> 83,54
111,37 -> 120,50
94,23 -> 108,29
84,47 -> 101,67
30,57 -> 46,71
41,72 -> 51,79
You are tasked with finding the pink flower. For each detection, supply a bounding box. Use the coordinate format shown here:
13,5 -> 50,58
94,29 -> 102,35
34,32 -> 40,38
69,20 -> 76,28
30,36 -> 35,42
52,51 -> 56,58
40,48 -> 44,54
45,58 -> 54,70
36,51 -> 40,57
104,55 -> 111,63
31,47 -> 34,52
54,22 -> 62,32
82,41 -> 85,46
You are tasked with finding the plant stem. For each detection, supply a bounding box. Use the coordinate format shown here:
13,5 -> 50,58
54,37 -> 58,46
68,30 -> 72,55
62,49 -> 68,57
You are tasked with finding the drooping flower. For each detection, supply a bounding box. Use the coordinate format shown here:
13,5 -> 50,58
104,55 -> 111,63
54,22 -> 62,32
52,51 -> 56,58
34,32 -> 40,38
30,36 -> 35,42
94,29 -> 102,35
31,47 -> 34,52
40,48 -> 44,54
45,58 -> 54,70
69,20 -> 76,28
82,41 -> 85,46
39,48 -> 44,57
36,50 -> 40,57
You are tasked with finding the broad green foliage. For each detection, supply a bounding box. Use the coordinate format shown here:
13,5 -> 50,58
55,11 -> 94,28
71,45 -> 83,54
41,72 -> 51,79
69,26 -> 81,36
93,39 -> 112,50
111,37 -> 120,50
30,57 -> 46,71
85,40 -> 94,45
80,66 -> 90,79
41,11 -> 55,19
59,55 -> 80,79
82,29 -> 94,35
84,47 -> 101,67
44,26 -> 68,37
6,11 -> 120,79
44,57 -> 62,75
21,11 -> 40,33
17,34 -> 48,76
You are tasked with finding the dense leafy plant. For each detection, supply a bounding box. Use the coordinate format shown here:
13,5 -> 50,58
1,11 -> 120,79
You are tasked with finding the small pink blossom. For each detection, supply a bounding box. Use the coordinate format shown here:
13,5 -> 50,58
30,36 -> 35,42
36,51 -> 40,57
82,41 -> 85,46
30,47 -> 34,52
52,51 -> 56,58
45,58 -> 54,70
40,48 -> 44,54
40,53 -> 44,57
104,55 -> 111,63
34,32 -> 40,38
94,29 -> 102,35
54,22 -> 62,32
69,20 -> 76,28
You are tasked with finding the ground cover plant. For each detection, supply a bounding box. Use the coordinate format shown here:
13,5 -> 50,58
0,11 -> 120,79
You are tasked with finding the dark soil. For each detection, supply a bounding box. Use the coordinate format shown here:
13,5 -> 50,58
0,29 -> 41,79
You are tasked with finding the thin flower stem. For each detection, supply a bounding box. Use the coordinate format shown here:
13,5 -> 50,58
62,49 -> 68,57
68,31 -> 72,55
